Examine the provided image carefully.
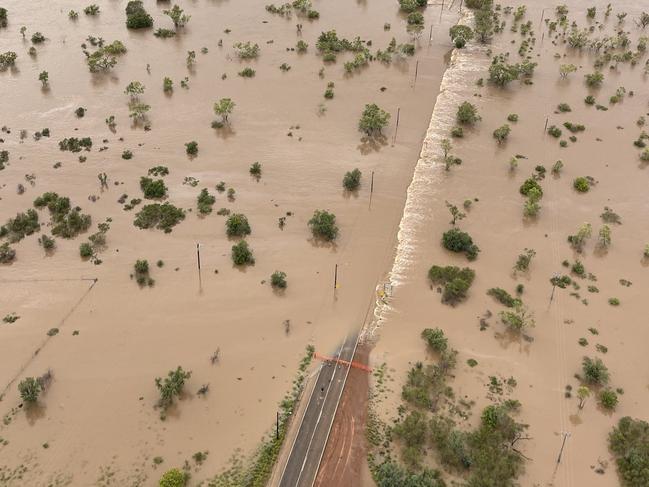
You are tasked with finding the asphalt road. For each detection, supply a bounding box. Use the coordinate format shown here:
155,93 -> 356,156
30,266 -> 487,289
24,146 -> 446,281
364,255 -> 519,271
278,332 -> 358,487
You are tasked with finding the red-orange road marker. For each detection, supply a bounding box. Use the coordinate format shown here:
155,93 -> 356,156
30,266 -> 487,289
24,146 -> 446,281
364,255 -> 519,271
313,352 -> 373,373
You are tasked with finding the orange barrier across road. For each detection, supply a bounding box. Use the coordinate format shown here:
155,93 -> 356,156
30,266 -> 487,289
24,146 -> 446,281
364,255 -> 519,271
313,352 -> 373,373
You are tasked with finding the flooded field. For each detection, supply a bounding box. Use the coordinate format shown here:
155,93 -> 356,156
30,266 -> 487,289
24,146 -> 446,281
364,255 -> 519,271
0,0 -> 457,485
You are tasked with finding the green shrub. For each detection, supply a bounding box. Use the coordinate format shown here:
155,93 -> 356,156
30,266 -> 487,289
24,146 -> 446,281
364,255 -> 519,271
271,271 -> 287,289
225,214 -> 251,237
140,177 -> 167,199
582,357 -> 609,386
155,367 -> 191,410
519,178 -> 542,197
456,101 -> 480,125
159,468 -> 188,487
547,125 -> 562,137
600,389 -> 618,410
308,210 -> 338,241
442,228 -> 479,260
507,113 -> 519,122
573,177 -> 590,192
231,240 -> 254,265
421,328 -> 448,353
185,141 -> 198,155
342,169 -> 361,191
79,242 -> 93,258
609,417 -> 649,487
492,124 -> 511,143
197,189 -> 215,214
1,209 -> 40,243
428,265 -> 475,304
134,203 -> 185,233
18,377 -> 41,404
487,288 -> 520,307
0,242 -> 16,263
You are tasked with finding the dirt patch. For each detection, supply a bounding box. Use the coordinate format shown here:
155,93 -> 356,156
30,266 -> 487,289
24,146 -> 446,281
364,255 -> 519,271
314,343 -> 371,487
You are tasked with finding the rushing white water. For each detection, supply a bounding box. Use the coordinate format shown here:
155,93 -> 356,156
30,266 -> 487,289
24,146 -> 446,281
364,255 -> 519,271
363,11 -> 490,341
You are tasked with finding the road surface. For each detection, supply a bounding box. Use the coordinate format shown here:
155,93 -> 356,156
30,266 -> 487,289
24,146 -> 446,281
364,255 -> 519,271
278,332 -> 359,487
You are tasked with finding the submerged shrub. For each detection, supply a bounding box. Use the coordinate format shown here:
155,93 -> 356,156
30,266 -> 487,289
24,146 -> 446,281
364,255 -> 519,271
609,417 -> 649,487
442,228 -> 479,260
126,1 -> 153,29
428,265 -> 475,304
231,240 -> 254,265
342,169 -> 361,191
308,210 -> 338,241
271,271 -> 287,289
225,214 -> 251,237
134,203 -> 185,233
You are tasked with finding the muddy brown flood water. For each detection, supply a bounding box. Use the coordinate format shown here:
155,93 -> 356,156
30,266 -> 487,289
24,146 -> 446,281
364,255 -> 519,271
0,0 -> 457,484
370,1 -> 649,486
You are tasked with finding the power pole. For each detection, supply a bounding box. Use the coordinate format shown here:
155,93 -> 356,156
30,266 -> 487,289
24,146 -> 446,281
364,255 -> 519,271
557,431 -> 570,464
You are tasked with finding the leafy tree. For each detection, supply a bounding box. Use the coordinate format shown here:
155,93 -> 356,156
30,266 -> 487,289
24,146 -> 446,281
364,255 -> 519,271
225,214 -> 251,237
456,101 -> 480,125
231,240 -> 254,265
155,367 -> 191,409
197,189 -> 215,215
185,141 -> 198,156
609,417 -> 649,487
639,12 -> 649,29
577,386 -> 590,409
213,98 -> 235,124
598,225 -> 611,249
163,5 -> 191,29
372,461 -> 445,487
500,304 -> 535,332
442,228 -> 479,260
568,223 -> 592,252
125,1 -> 153,29
271,271 -> 287,289
445,201 -> 465,225
474,5 -> 494,42
582,356 -> 609,386
38,71 -> 49,87
18,377 -> 41,404
342,169 -> 361,191
559,64 -> 577,78
0,7 -> 7,28
449,25 -> 474,46
308,210 -> 338,241
159,468 -> 188,487
163,77 -> 173,92
489,57 -> 520,86
358,103 -> 390,136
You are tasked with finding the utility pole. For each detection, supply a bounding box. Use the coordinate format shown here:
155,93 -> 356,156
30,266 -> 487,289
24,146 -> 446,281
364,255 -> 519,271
557,431 -> 570,464
333,264 -> 338,291
544,117 -> 549,134
393,107 -> 401,144
413,60 -> 419,88
370,171 -> 375,195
